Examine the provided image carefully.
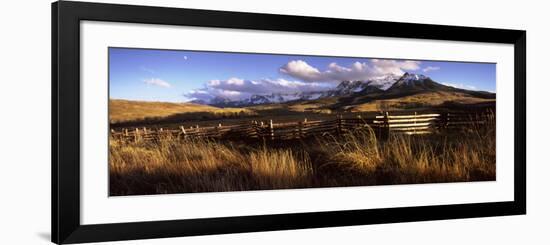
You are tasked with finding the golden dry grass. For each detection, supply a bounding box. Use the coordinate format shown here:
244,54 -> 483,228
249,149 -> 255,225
349,91 -> 495,112
109,137 -> 315,195
316,126 -> 495,184
109,99 -> 253,123
109,121 -> 495,195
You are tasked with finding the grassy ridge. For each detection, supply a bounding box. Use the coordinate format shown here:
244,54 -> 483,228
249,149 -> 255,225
109,123 -> 495,196
346,91 -> 495,112
109,99 -> 253,123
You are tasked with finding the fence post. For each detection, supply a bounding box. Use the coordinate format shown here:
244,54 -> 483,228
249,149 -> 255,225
269,119 -> 274,140
443,112 -> 450,129
302,118 -> 307,138
180,126 -> 187,139
337,114 -> 342,136
298,121 -> 303,139
257,121 -> 265,142
252,121 -> 258,139
217,123 -> 222,138
142,127 -> 146,140
414,111 -> 417,134
376,112 -> 382,137
383,111 -> 390,140
134,128 -> 139,143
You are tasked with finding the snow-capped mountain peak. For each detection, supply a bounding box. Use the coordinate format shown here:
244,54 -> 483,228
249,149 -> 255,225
332,74 -> 401,93
249,93 -> 303,104
366,74 -> 401,90
334,81 -> 368,94
399,73 -> 428,84
206,73 -> 440,107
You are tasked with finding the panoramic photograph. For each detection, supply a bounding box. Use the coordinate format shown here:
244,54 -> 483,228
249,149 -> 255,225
108,47 -> 496,196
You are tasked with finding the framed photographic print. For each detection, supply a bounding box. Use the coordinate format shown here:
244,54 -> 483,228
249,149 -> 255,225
52,1 -> 526,244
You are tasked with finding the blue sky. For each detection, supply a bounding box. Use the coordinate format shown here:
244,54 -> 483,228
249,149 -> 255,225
109,47 -> 496,102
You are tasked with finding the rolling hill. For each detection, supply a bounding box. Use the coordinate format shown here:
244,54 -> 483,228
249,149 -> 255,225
109,99 -> 252,123
326,73 -> 495,111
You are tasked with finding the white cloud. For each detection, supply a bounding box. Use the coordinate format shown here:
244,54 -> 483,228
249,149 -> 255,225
186,59 -> 426,102
279,60 -> 323,82
188,88 -> 248,101
187,77 -> 333,101
422,66 -> 440,72
207,77 -> 329,94
144,78 -> 172,88
442,82 -> 477,91
280,59 -> 421,82
370,59 -> 421,75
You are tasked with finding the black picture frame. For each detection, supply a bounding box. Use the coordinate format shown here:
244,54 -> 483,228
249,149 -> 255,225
52,1 -> 526,244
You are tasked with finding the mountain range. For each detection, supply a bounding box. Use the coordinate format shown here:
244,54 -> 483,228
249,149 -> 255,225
194,73 -> 494,108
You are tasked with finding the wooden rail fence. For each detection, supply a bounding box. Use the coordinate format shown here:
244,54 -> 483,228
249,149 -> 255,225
111,111 -> 494,142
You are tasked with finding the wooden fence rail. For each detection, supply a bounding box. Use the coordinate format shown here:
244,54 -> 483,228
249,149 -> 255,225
110,110 -> 494,142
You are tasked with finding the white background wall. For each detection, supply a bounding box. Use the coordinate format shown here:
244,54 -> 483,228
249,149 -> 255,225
0,0 -> 548,244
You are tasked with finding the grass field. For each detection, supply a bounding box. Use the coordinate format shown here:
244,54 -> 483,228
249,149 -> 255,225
109,99 -> 255,124
346,91 -> 495,112
109,95 -> 495,130
109,121 -> 496,196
